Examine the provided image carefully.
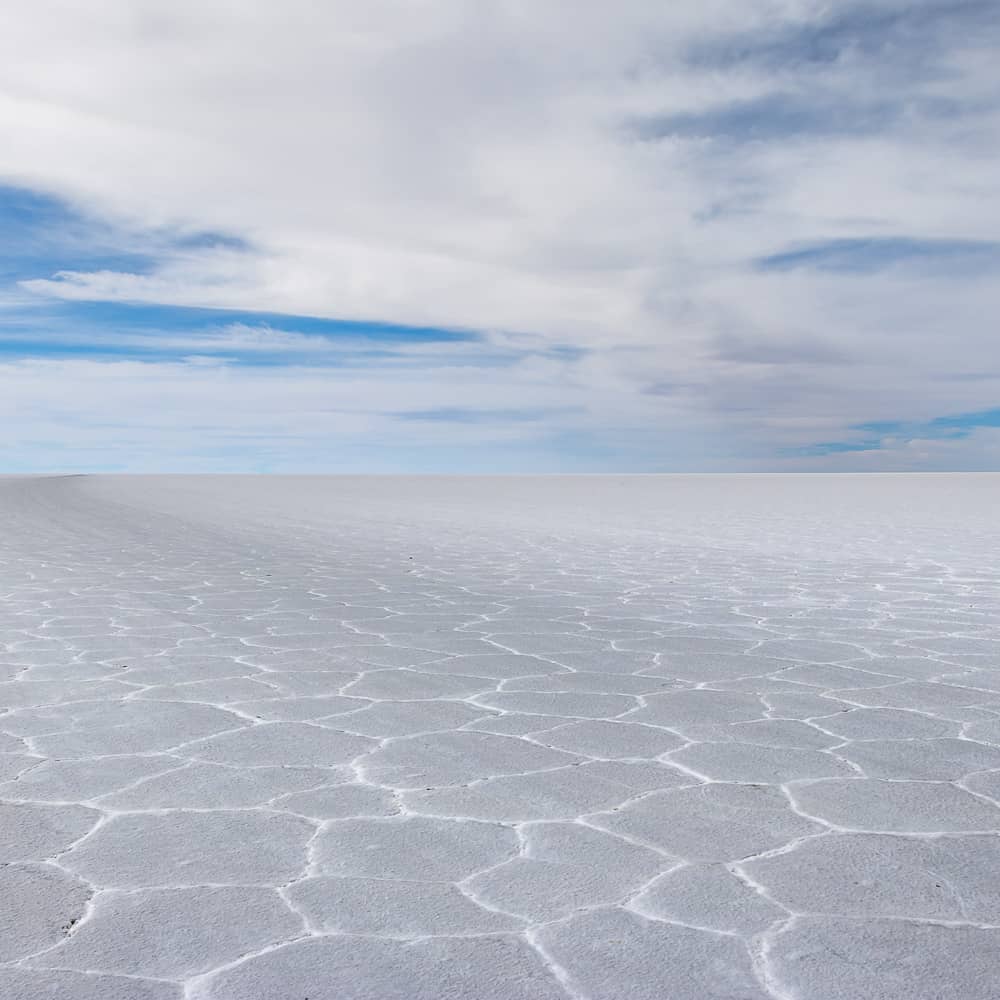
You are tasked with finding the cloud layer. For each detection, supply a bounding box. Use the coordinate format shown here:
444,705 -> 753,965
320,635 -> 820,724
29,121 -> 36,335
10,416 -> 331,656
2,0 -> 999,470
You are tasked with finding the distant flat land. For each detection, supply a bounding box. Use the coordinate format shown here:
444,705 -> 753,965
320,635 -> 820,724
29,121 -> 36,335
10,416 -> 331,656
2,473 -> 999,999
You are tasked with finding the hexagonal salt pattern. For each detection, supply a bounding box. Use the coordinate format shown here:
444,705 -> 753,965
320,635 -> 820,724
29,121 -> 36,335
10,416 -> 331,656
1,472 -> 1000,999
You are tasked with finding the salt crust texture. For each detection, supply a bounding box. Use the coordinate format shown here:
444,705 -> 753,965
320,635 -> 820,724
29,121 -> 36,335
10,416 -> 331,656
1,473 -> 999,999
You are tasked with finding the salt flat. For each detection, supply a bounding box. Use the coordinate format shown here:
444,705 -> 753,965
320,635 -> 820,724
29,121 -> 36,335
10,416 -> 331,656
2,473 -> 1000,999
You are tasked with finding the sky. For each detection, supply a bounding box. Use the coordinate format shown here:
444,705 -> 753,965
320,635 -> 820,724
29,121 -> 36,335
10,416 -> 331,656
1,0 -> 999,473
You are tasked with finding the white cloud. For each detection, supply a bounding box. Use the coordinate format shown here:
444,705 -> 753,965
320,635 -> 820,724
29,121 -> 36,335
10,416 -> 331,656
1,0 -> 999,468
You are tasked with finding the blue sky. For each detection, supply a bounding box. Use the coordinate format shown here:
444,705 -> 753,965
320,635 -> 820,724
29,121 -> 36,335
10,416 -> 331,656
801,408 -> 1000,456
1,1 -> 999,472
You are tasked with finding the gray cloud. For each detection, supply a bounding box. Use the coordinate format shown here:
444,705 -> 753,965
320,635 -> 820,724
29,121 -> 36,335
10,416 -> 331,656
756,238 -> 1000,273
688,0 -> 1000,75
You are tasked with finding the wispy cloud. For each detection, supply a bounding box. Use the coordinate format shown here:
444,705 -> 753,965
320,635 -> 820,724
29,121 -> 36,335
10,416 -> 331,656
757,238 -> 1000,274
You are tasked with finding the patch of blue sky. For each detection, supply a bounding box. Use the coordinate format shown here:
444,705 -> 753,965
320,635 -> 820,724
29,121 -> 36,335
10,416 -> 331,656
0,184 -> 255,285
793,440 -> 880,457
2,297 -> 481,368
858,408 -> 1000,437
0,305 -> 536,373
756,238 -> 1000,275
0,185 -> 156,283
797,407 -> 1000,455
12,299 -> 473,341
930,408 -> 1000,431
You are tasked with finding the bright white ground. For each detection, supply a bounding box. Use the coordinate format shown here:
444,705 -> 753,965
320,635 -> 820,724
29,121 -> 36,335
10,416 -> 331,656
2,473 -> 1000,999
